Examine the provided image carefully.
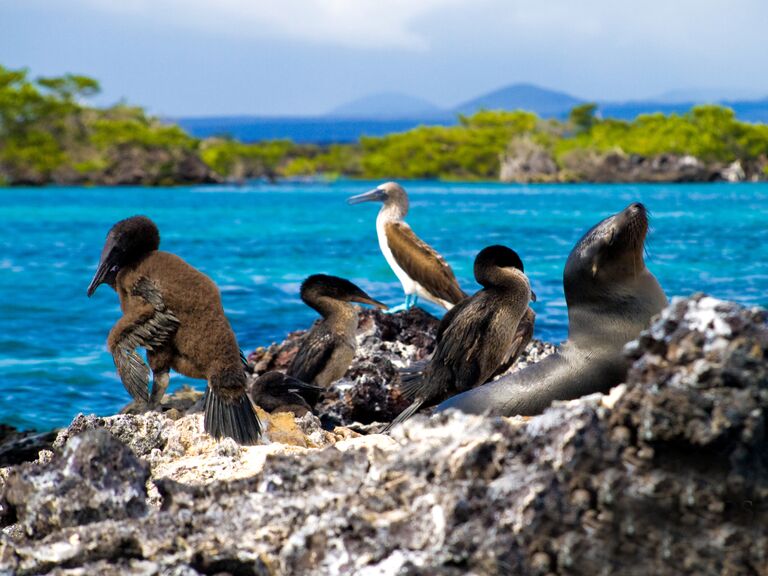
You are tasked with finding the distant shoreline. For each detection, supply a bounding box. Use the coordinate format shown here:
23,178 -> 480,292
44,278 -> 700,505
2,66 -> 767,187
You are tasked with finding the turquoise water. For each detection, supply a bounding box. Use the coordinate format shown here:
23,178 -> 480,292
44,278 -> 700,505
1,181 -> 767,431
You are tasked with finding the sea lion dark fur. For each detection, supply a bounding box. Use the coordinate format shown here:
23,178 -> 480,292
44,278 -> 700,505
386,245 -> 535,430
437,202 -> 667,417
87,215 -> 261,445
288,274 -> 387,389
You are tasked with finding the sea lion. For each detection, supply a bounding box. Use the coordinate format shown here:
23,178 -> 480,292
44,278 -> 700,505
385,245 -> 535,430
437,202 -> 667,416
87,215 -> 261,445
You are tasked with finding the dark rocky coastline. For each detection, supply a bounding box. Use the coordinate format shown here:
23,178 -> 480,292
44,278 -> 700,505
500,146 -> 767,184
1,295 -> 766,575
4,145 -> 766,186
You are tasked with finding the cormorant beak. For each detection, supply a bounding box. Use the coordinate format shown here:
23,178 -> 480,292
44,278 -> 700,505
347,188 -> 387,205
350,294 -> 389,310
283,375 -> 324,394
87,237 -> 121,297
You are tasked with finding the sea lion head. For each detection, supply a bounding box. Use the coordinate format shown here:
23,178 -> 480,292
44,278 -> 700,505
87,216 -> 160,296
347,182 -> 409,217
564,203 -> 649,300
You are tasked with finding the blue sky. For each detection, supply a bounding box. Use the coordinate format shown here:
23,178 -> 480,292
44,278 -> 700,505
2,0 -> 767,116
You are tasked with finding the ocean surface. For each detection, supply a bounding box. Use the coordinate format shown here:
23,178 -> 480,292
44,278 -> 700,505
1,181 -> 767,431
174,116 -> 454,144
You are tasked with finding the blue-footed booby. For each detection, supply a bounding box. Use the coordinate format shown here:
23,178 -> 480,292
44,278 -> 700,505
87,215 -> 261,445
347,182 -> 467,313
385,245 -> 536,430
289,274 -> 387,388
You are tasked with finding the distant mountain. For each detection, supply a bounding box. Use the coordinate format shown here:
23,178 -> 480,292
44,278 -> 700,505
175,84 -> 768,145
327,92 -> 447,119
453,83 -> 583,117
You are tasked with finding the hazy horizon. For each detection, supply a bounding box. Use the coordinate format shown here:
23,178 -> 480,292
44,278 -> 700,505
2,0 -> 767,116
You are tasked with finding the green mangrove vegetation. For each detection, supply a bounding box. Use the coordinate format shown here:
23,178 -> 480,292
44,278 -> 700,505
1,64 -> 767,185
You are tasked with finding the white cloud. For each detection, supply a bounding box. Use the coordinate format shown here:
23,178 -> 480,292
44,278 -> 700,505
76,0 -> 464,49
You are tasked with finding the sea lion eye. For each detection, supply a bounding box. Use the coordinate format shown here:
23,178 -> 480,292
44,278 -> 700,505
110,265 -> 119,273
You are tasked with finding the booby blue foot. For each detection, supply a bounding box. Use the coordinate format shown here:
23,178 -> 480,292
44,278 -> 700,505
384,301 -> 409,314
384,294 -> 419,314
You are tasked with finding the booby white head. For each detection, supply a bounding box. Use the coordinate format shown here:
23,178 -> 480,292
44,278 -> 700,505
348,182 -> 467,313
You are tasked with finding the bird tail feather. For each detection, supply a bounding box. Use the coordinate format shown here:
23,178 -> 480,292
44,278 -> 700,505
382,399 -> 424,434
204,377 -> 261,445
398,358 -> 430,400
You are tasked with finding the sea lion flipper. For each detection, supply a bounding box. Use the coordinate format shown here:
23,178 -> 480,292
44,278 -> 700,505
113,347 -> 151,403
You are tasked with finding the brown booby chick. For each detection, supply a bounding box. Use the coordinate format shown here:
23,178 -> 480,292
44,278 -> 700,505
86,215 -> 261,445
288,274 -> 387,388
347,182 -> 467,313
384,245 -> 535,430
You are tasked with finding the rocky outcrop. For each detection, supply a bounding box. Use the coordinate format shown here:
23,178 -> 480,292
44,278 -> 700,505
248,308 -> 554,428
0,146 -> 220,187
499,148 -> 768,183
250,308 -> 440,427
0,295 -> 766,575
95,145 -> 219,186
2,429 -> 149,538
499,136 -> 559,183
560,150 -> 721,183
0,425 -> 57,468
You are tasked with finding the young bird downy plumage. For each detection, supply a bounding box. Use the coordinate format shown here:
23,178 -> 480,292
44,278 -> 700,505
385,245 -> 535,431
87,215 -> 261,445
347,182 -> 467,313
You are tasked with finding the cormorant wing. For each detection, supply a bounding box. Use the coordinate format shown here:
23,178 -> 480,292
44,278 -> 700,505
435,297 -> 496,390
112,277 -> 180,403
288,325 -> 340,384
435,294 -> 473,342
384,222 -> 467,305
491,306 -> 536,379
398,294 -> 473,398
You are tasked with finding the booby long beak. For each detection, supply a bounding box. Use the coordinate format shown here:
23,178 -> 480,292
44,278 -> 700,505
87,238 -> 121,297
347,188 -> 387,205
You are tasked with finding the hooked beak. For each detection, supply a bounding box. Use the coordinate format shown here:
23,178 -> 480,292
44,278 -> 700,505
87,238 -> 121,297
347,188 -> 387,205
